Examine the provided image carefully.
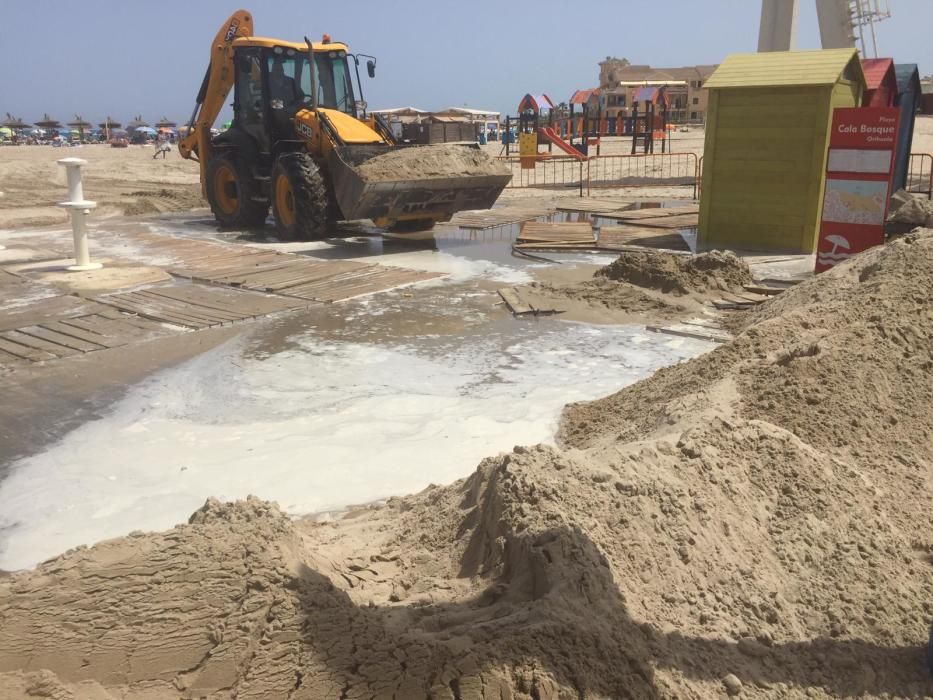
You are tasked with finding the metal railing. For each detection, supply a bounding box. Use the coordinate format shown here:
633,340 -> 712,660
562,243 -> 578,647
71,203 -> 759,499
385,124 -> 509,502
497,155 -> 587,194
906,153 -> 933,199
586,152 -> 699,197
497,152 -> 700,198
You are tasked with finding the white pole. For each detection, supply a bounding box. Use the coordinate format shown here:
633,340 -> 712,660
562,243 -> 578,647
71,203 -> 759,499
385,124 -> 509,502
56,157 -> 102,271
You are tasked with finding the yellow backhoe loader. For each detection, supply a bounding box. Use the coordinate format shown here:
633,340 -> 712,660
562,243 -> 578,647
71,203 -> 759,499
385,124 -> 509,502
179,10 -> 511,240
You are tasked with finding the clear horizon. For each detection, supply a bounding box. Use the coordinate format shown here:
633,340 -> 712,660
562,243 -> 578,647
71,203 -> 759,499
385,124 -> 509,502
2,0 -> 931,126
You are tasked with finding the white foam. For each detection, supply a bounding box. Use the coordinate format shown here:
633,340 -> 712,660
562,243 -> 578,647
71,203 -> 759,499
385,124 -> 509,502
0,323 -> 710,570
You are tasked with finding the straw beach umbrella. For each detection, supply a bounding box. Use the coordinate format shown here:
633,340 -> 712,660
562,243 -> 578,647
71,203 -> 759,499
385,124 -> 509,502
126,115 -> 150,129
34,113 -> 63,130
154,116 -> 177,129
67,115 -> 93,141
98,116 -> 121,139
2,113 -> 30,130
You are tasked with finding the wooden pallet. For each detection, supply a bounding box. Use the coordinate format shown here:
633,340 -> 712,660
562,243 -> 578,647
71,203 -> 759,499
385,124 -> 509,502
556,199 -> 635,215
597,226 -> 690,252
609,204 -> 700,220
0,306 -> 173,365
451,206 -> 555,230
622,213 -> 699,230
93,284 -> 311,330
517,221 -> 595,243
646,322 -> 732,344
497,287 -> 559,316
167,245 -> 443,303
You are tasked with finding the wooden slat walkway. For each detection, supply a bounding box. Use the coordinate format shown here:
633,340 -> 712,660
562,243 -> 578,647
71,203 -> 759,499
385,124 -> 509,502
556,199 -> 635,215
450,206 -> 555,230
168,250 -> 442,303
597,226 -> 690,252
609,204 -> 700,220
516,221 -> 689,253
93,285 -> 312,330
0,305 -> 174,366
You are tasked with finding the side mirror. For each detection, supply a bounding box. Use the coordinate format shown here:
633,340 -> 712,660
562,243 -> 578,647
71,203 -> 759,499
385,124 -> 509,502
366,59 -> 376,78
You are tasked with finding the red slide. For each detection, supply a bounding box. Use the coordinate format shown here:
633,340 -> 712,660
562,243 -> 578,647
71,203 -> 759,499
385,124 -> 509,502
537,126 -> 586,161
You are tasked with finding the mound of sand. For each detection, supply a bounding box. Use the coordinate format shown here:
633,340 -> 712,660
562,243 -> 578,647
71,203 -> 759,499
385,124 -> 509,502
1,233 -> 931,698
354,144 -> 510,182
596,249 -> 753,296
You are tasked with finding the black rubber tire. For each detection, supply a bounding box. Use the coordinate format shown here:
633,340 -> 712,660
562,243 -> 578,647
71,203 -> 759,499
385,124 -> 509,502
386,219 -> 437,233
271,152 -> 332,241
205,151 -> 268,229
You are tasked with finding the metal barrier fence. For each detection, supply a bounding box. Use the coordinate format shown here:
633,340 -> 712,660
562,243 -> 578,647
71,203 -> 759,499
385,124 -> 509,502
496,152 -> 699,198
497,155 -> 586,193
586,152 -> 699,195
906,153 -> 933,198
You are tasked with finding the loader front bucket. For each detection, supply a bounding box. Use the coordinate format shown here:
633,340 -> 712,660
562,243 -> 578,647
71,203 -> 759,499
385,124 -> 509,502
327,143 -> 511,228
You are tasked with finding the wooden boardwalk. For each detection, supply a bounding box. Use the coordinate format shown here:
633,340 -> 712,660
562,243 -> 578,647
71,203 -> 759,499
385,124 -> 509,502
515,221 -> 689,253
450,206 -> 555,230
168,252 -> 442,303
93,284 -> 311,330
0,297 -> 174,365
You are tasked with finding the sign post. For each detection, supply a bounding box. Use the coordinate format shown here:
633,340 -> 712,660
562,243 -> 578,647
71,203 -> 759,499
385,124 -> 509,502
815,107 -> 900,273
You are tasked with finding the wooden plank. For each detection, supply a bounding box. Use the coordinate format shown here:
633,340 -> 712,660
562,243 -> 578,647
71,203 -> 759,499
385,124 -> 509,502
143,284 -> 306,316
610,204 -> 699,220
94,296 -> 207,329
498,288 -> 534,315
742,285 -> 785,296
618,214 -> 699,229
646,325 -> 730,343
518,221 -> 595,243
131,290 -> 246,322
61,314 -> 167,341
119,292 -> 226,325
0,296 -> 106,332
2,329 -> 79,357
18,326 -> 106,353
556,199 -> 636,214
0,336 -> 56,362
40,320 -> 125,349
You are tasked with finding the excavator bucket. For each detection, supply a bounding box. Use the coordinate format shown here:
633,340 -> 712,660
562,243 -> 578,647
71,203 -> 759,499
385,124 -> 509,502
327,143 -> 512,227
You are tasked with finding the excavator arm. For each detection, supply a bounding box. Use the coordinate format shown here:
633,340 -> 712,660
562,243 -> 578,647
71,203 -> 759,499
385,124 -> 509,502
178,10 -> 254,196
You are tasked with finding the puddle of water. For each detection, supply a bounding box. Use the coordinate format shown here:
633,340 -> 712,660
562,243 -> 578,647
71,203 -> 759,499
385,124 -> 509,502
0,319 -> 712,571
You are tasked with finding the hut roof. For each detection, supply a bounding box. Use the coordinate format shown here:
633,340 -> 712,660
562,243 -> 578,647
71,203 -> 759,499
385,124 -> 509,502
704,49 -> 864,90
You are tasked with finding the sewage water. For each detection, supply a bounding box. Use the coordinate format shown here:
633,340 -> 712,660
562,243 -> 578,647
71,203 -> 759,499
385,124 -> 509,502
0,307 -> 711,571
0,211 -> 711,570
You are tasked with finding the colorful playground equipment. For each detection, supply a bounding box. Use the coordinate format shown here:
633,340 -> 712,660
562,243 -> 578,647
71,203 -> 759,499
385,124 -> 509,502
630,86 -> 669,154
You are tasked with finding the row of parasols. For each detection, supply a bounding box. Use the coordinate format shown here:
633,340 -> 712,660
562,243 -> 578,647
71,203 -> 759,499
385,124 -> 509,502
1,113 -> 185,139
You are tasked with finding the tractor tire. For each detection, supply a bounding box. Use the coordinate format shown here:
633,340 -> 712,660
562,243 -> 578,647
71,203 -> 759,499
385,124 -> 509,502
271,152 -> 332,241
386,219 -> 437,233
205,152 -> 268,229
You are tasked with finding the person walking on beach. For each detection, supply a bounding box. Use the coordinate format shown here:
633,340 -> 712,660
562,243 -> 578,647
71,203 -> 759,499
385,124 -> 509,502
153,133 -> 171,159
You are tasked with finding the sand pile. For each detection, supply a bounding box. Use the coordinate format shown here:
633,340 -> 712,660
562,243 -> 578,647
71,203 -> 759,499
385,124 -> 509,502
354,144 -> 510,182
1,234 -> 932,698
514,250 -> 746,322
596,249 -> 753,296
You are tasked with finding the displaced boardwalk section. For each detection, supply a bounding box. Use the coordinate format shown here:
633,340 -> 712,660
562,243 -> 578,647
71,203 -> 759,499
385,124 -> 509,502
0,228 -> 446,365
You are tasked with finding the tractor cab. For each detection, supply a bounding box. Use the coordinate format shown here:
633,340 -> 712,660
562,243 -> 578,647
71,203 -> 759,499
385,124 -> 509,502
228,38 -> 369,152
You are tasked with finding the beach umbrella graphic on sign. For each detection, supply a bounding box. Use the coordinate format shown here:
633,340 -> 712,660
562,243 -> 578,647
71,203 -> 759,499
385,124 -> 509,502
817,234 -> 852,268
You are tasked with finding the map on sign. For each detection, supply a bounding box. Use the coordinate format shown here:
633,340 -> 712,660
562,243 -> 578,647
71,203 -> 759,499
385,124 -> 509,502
827,148 -> 892,174
822,179 -> 887,225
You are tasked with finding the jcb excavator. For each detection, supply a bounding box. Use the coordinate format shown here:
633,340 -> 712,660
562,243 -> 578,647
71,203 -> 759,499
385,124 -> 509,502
179,10 -> 511,240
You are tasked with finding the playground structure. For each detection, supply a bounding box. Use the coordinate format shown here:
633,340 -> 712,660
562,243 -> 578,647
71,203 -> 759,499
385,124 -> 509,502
506,88 -> 675,163
630,86 -> 669,154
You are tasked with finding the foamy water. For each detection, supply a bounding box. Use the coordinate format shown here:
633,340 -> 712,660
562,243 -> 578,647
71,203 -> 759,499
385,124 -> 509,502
0,321 -> 710,570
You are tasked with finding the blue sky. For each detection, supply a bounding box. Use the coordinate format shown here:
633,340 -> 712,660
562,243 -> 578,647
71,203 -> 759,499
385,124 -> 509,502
1,0 -> 930,126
